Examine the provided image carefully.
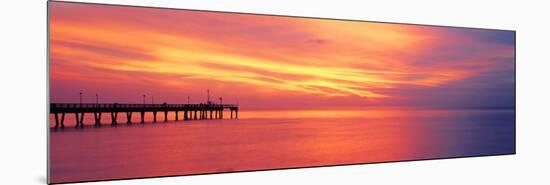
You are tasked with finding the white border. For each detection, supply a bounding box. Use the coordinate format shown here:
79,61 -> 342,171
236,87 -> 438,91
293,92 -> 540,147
1,0 -> 549,185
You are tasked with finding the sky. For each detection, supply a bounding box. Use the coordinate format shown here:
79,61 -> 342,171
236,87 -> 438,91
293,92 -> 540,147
49,2 -> 515,110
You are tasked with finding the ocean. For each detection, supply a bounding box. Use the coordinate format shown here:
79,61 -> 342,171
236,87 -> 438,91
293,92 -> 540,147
49,108 -> 515,183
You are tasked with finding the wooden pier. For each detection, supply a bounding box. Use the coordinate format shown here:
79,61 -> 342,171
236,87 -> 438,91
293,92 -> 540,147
50,103 -> 239,128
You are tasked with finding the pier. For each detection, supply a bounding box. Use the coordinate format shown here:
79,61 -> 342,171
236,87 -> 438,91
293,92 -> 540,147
50,103 -> 239,128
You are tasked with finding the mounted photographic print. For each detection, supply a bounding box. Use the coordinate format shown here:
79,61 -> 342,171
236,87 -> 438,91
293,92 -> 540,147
48,1 -> 516,184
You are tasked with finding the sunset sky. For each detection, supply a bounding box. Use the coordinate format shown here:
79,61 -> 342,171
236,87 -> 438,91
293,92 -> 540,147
49,2 -> 515,109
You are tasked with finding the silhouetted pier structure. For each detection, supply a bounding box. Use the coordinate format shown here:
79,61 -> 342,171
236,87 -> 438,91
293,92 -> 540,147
50,103 -> 239,128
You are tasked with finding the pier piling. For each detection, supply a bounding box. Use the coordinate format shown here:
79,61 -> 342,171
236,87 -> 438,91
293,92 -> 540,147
93,112 -> 101,126
74,112 -> 80,127
126,112 -> 132,124
111,112 -> 118,125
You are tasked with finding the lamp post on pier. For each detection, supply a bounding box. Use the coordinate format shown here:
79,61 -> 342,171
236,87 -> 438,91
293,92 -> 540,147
207,89 -> 210,104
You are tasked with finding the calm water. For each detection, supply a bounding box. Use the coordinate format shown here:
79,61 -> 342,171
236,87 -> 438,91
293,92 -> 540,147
49,108 -> 515,183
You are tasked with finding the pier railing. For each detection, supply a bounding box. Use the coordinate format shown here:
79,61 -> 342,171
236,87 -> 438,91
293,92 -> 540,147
51,103 -> 237,111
